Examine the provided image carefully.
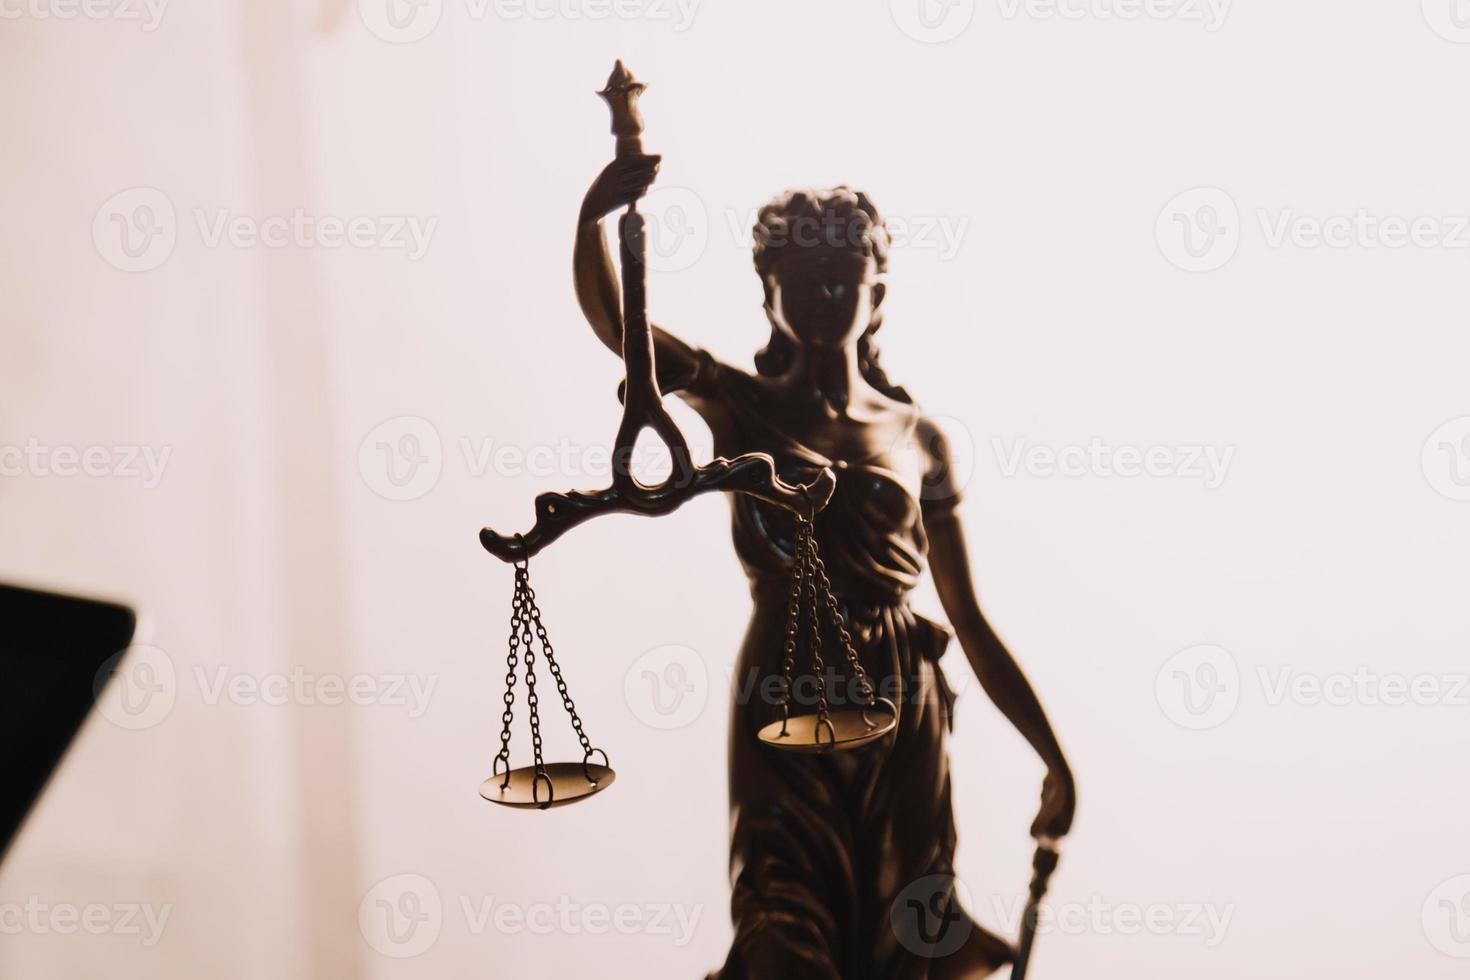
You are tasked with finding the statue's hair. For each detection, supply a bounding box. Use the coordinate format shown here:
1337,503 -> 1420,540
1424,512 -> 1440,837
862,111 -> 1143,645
751,186 -> 910,404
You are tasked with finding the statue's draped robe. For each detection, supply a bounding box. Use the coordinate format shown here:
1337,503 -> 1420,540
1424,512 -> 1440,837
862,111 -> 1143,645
683,356 -> 1011,980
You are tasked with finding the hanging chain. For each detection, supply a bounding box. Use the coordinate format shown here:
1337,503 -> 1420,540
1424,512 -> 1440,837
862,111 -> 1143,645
524,583 -> 596,759
801,521 -> 830,727
807,537 -> 877,708
777,515 -> 812,730
494,551 -> 607,795
518,567 -> 546,775
495,568 -> 526,785
774,512 -> 878,727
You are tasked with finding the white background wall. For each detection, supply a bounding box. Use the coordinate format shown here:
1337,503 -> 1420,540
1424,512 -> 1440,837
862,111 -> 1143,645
3,1 -> 1470,977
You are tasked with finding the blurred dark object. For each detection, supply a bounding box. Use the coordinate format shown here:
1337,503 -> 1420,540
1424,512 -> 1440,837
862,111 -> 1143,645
0,583 -> 135,863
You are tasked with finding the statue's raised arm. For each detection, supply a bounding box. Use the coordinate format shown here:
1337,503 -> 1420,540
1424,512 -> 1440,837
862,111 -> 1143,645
480,62 -> 834,564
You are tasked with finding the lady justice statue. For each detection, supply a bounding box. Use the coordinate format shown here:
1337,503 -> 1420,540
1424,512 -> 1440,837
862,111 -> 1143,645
481,63 -> 1075,980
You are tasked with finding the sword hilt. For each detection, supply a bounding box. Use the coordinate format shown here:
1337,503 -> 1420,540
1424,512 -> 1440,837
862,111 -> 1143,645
1012,841 -> 1060,980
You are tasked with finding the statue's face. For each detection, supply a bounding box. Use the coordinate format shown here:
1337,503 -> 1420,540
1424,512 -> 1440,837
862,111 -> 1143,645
767,250 -> 879,351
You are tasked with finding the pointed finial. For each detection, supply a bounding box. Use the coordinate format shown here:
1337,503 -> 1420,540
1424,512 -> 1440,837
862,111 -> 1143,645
597,60 -> 647,158
601,60 -> 643,94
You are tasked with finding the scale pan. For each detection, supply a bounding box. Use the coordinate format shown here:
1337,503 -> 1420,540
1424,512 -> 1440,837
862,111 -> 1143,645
757,699 -> 898,754
480,762 -> 616,809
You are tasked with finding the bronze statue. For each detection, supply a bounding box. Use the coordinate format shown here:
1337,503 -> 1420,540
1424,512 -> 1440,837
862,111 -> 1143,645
481,63 -> 1074,979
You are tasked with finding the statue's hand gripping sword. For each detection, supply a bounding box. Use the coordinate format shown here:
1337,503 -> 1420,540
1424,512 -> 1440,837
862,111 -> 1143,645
481,62 -> 834,563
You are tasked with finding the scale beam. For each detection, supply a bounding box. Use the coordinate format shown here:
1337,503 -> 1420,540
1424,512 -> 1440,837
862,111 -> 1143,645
480,454 -> 835,562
